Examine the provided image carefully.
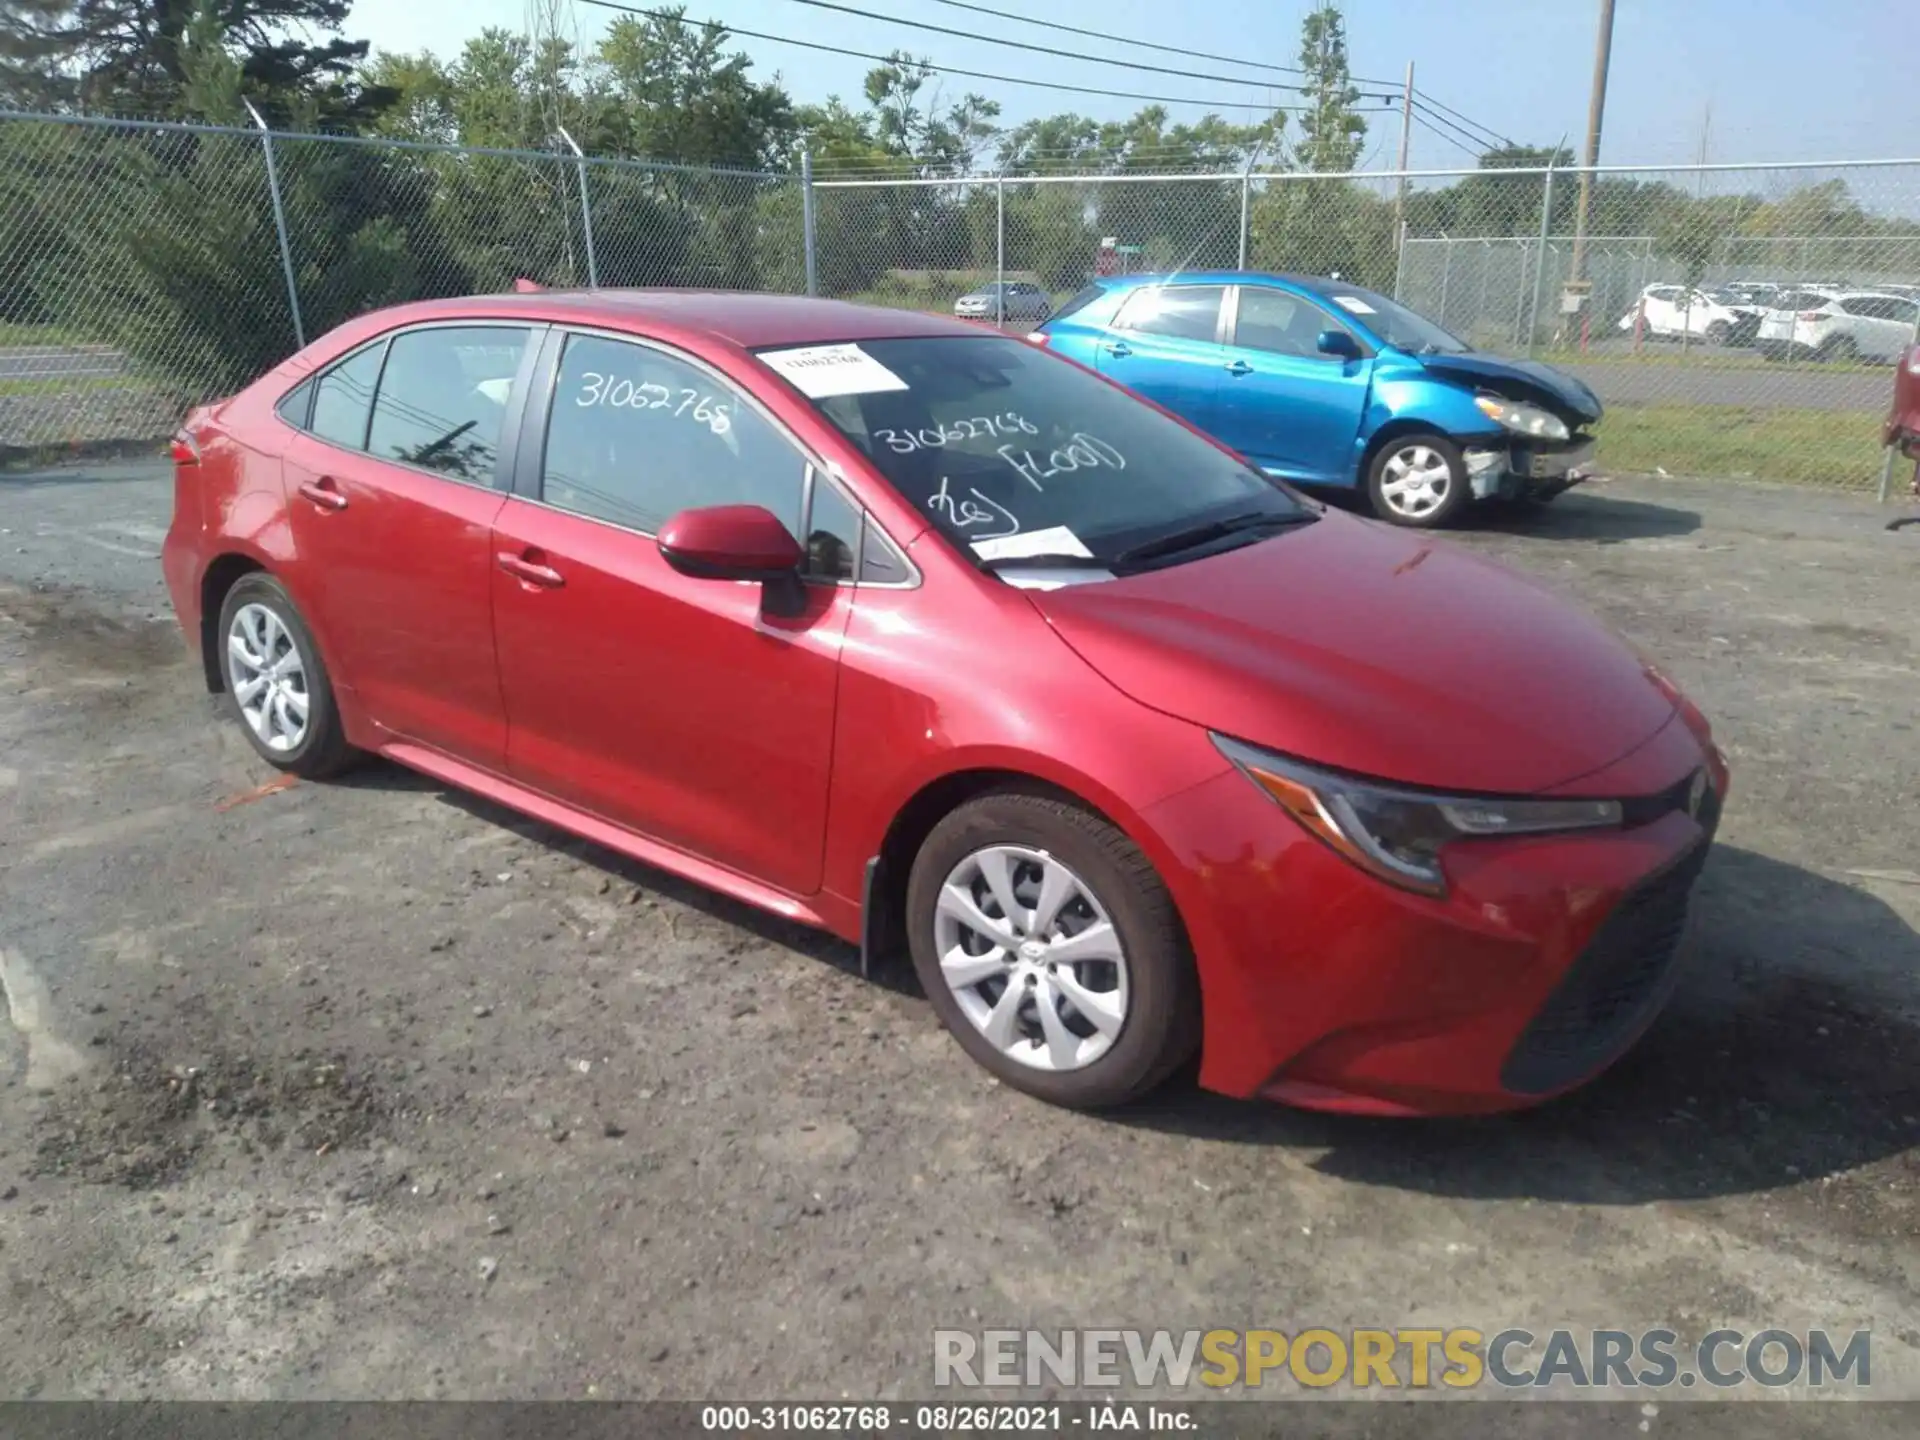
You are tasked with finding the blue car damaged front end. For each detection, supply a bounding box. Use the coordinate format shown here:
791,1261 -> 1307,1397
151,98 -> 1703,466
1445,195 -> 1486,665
1369,348 -> 1604,503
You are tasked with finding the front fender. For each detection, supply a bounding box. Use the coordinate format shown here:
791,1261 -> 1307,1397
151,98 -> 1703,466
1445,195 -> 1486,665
1364,355 -> 1505,441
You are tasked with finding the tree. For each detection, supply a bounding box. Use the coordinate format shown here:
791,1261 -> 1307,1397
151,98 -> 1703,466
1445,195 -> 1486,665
1293,4 -> 1366,173
0,0 -> 395,124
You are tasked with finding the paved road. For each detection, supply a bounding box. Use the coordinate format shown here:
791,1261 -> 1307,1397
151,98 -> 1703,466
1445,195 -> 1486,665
1,463 -> 1916,1425
0,345 -> 127,382
1560,357 -> 1891,411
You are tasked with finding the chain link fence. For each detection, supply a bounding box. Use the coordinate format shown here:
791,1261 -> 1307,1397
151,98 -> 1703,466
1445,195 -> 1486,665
0,110 -> 803,455
3,106 -> 1915,496
816,160 -> 1920,493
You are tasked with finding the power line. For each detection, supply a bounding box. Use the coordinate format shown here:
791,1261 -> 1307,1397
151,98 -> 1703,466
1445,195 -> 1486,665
1410,99 -> 1493,159
580,0 -> 1342,113
1411,87 -> 1511,149
1409,110 -> 1480,163
759,0 -> 1398,100
916,0 -> 1402,88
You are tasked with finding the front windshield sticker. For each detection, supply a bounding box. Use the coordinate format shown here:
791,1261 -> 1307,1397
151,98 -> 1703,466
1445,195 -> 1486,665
759,343 -> 909,399
970,526 -> 1092,563
1330,295 -> 1377,315
998,433 -> 1126,491
928,476 -> 1020,538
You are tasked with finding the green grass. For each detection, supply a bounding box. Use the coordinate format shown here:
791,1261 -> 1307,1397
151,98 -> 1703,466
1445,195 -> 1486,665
0,374 -> 144,398
0,321 -> 83,349
1597,404 -> 1885,488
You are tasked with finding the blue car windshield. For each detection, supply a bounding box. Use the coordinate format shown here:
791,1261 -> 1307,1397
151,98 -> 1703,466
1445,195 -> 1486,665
1319,285 -> 1471,355
758,334 -> 1312,569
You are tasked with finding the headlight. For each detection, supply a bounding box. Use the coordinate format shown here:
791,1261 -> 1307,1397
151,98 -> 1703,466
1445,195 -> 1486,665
1474,394 -> 1571,443
1212,735 -> 1622,897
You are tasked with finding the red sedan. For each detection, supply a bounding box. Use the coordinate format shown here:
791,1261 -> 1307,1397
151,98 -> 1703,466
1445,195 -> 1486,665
162,290 -> 1729,1115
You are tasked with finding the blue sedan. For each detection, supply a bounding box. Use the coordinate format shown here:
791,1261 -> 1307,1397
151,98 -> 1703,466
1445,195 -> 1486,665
1033,272 -> 1604,528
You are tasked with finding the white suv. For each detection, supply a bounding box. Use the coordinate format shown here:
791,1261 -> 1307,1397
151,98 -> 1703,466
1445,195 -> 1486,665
1756,290 -> 1920,362
1618,284 -> 1755,345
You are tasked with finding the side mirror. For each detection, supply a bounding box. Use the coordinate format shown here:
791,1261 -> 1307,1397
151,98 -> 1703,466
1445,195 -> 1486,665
657,504 -> 804,583
1317,329 -> 1361,360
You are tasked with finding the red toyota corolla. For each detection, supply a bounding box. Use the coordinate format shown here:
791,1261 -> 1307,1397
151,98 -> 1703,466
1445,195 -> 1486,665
162,290 -> 1729,1115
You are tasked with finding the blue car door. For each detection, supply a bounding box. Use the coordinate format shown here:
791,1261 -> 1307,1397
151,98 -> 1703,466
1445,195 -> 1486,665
1213,285 -> 1374,485
1092,284 -> 1228,434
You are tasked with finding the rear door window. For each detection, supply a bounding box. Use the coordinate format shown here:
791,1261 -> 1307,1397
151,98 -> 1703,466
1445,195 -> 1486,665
366,326 -> 530,485
308,343 -> 387,450
1114,285 -> 1226,343
1049,285 -> 1110,324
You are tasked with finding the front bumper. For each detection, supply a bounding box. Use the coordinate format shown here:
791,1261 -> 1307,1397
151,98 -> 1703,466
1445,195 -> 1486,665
1142,713 -> 1724,1115
1461,435 -> 1598,501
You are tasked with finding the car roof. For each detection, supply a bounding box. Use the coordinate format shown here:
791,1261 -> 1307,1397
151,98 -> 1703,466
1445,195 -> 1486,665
1098,270 -> 1383,298
349,288 -> 980,349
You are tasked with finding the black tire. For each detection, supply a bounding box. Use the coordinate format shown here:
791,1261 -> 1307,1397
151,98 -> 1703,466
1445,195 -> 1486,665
905,791 -> 1199,1109
1705,320 -> 1732,346
216,572 -> 358,778
1365,432 -> 1472,529
1818,334 -> 1858,363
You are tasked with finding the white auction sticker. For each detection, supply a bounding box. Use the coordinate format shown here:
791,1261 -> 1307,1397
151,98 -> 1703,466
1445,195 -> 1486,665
759,343 -> 909,398
1330,295 -> 1377,315
970,525 -> 1094,562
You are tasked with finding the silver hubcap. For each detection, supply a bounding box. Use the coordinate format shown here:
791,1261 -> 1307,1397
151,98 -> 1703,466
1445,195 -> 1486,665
934,845 -> 1129,1072
1380,444 -> 1453,518
227,602 -> 309,753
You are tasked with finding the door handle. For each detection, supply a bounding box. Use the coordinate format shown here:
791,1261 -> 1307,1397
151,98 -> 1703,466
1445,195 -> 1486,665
297,478 -> 348,511
1103,341 -> 1132,358
496,550 -> 565,589
1225,359 -> 1254,376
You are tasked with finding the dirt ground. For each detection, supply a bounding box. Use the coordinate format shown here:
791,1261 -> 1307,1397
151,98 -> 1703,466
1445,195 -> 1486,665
1,463 -> 1917,1426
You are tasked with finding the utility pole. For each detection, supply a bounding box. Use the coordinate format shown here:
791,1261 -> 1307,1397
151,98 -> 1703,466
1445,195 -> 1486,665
1568,0 -> 1617,286
1393,60 -> 1414,248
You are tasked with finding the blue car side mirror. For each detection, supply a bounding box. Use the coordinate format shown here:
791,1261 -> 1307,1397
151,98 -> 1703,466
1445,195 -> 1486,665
1317,330 -> 1361,360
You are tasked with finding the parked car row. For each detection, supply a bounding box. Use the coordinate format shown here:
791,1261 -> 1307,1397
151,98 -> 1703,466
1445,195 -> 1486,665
1621,280 -> 1920,360
161,274 -> 1724,1120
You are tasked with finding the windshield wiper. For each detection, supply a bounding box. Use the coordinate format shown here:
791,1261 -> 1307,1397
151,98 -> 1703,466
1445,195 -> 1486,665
976,552 -> 1110,573
1112,510 -> 1314,570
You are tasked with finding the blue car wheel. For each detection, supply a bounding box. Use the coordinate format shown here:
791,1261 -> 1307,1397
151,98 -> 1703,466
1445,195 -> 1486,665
1366,432 -> 1470,529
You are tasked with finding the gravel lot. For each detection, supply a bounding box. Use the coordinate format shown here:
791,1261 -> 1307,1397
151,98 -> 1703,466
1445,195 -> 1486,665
1,462 -> 1917,1426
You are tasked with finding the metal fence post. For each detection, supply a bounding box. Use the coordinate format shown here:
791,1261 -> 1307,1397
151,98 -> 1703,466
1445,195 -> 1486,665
243,100 -> 304,350
556,128 -> 599,289
995,174 -> 1006,327
1526,163 -> 1556,357
801,149 -> 818,297
1238,173 -> 1252,270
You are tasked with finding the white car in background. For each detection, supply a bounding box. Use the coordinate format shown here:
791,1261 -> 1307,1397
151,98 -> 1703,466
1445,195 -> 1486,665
1755,290 -> 1920,363
1618,284 -> 1757,345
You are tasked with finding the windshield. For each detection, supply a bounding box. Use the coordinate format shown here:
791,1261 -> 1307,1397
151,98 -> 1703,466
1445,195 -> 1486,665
1317,285 -> 1470,354
757,335 -> 1311,572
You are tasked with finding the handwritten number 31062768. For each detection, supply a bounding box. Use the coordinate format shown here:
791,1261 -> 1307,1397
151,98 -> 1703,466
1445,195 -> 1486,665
576,373 -> 732,436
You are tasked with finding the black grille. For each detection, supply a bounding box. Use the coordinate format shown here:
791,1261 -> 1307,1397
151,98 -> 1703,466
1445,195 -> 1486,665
1500,842 -> 1711,1096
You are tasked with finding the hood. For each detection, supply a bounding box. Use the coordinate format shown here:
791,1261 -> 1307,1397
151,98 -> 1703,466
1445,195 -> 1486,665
1031,512 -> 1676,795
1414,351 -> 1604,427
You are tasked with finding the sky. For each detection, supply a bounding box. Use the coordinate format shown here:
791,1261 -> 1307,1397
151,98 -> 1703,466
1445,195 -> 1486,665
347,0 -> 1917,170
